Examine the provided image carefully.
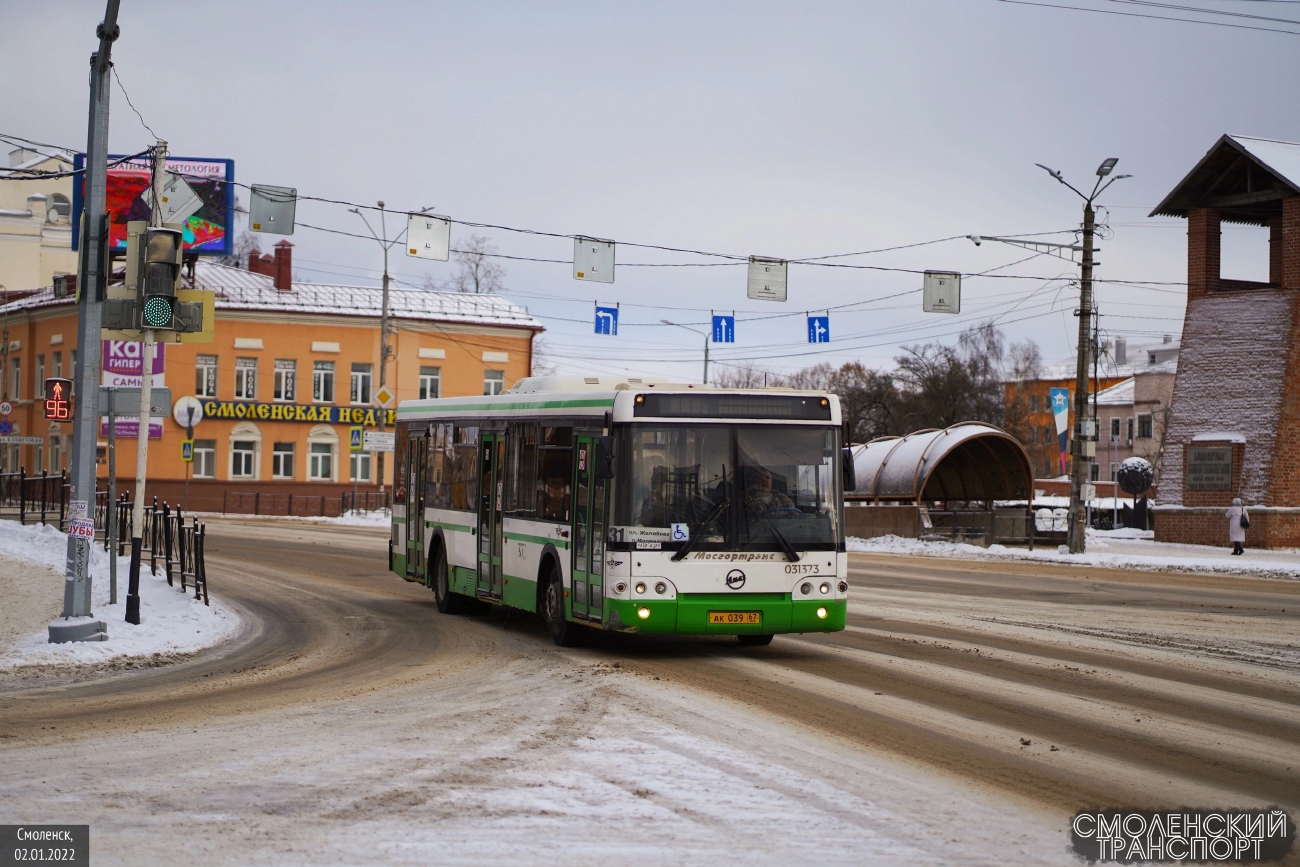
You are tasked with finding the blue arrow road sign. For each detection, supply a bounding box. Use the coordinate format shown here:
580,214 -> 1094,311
595,306 -> 619,336
712,315 -> 735,343
807,315 -> 830,343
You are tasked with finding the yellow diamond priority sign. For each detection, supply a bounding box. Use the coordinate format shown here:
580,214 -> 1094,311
373,385 -> 394,408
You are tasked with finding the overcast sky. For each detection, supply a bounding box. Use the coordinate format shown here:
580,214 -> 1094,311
4,1 -> 1296,382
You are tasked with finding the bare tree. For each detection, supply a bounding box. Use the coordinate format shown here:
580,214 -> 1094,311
712,363 -> 774,389
530,336 -> 558,377
451,234 -> 506,294
1007,338 -> 1043,381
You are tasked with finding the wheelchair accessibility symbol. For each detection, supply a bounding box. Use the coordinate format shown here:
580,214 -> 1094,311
671,523 -> 690,542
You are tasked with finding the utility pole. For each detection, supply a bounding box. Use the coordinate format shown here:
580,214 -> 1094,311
660,320 -> 709,384
51,0 -> 120,642
1034,158 -> 1130,554
125,140 -> 165,626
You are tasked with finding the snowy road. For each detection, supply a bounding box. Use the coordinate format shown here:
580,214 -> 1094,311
2,519 -> 1298,865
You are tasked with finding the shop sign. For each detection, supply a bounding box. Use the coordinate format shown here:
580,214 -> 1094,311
200,400 -> 396,428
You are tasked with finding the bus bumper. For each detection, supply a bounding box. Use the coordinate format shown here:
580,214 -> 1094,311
604,594 -> 846,635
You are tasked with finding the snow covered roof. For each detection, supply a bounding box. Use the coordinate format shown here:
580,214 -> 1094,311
193,261 -> 541,330
0,261 -> 544,332
2,149 -> 74,174
1191,431 -> 1246,443
1036,338 -> 1179,381
1095,377 -> 1134,406
1151,134 -> 1300,227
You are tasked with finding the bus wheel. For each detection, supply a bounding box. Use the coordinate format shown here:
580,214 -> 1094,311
737,634 -> 774,647
542,569 -> 582,647
433,547 -> 465,615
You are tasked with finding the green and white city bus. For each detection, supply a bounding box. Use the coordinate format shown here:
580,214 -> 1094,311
389,375 -> 853,646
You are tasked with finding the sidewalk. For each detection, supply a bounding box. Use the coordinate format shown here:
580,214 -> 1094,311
848,528 -> 1300,581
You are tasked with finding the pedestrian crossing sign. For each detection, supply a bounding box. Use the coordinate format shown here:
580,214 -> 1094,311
350,426 -> 364,452
181,439 -> 193,462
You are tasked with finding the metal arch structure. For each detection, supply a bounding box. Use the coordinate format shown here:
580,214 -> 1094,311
848,423 -> 1033,505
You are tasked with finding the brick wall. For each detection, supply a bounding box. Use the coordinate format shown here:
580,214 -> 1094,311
1156,507 -> 1300,549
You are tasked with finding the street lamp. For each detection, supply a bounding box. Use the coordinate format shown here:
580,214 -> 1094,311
1033,158 -> 1130,554
660,320 -> 709,385
350,202 -> 432,500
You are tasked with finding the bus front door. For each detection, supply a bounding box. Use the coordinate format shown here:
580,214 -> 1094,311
570,436 -> 606,622
406,431 -> 427,581
477,432 -> 505,600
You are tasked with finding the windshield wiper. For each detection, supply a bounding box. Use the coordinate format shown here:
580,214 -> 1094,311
671,498 -> 729,561
761,516 -> 801,562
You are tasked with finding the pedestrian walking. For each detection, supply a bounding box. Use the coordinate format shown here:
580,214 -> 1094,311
1226,497 -> 1249,555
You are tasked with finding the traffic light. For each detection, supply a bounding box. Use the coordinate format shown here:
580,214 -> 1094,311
127,224 -> 183,330
44,378 -> 73,421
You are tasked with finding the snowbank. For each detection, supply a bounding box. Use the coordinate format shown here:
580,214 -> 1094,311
192,509 -> 392,528
848,528 -> 1300,581
0,520 -> 242,669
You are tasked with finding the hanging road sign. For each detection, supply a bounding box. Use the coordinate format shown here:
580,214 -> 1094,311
573,237 -> 615,284
594,306 -> 619,336
807,315 -> 830,343
712,315 -> 735,343
747,257 -> 788,302
922,271 -> 961,314
349,426 -> 364,453
407,213 -> 451,261
363,430 -> 395,453
249,184 -> 298,235
0,400 -> 11,416
140,172 -> 204,226
181,439 -> 194,462
373,384 -> 395,408
172,395 -> 205,427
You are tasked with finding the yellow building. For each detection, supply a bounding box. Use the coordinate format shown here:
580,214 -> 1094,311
0,148 -> 78,293
0,243 -> 542,513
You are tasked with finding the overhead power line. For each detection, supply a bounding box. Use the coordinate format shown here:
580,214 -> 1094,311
997,0 -> 1300,34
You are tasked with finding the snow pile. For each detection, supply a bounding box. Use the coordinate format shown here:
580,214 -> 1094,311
192,509 -> 392,528
0,520 -> 242,668
848,529 -> 1300,580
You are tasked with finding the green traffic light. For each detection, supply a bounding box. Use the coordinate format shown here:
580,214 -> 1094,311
143,295 -> 173,328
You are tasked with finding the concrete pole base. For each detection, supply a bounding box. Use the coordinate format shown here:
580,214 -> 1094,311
48,618 -> 109,643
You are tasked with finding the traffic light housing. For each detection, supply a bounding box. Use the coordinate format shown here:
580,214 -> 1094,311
126,222 -> 183,330
44,378 -> 73,421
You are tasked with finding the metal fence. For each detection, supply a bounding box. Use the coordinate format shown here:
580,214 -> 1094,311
222,489 -> 389,518
0,469 -> 68,528
99,496 -> 209,605
921,509 -> 1038,549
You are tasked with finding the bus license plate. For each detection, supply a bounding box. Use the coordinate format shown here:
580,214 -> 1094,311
708,611 -> 761,625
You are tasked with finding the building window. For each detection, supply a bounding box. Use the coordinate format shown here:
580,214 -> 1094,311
484,369 -> 505,396
232,440 -> 257,477
193,440 -> 216,478
35,355 -> 44,392
49,427 -> 63,473
196,354 -> 218,398
313,361 -> 334,403
1137,413 -> 1153,439
1110,417 -> 1121,440
1029,395 -> 1039,413
350,363 -> 373,405
1028,427 -> 1037,445
33,437 -> 44,473
1110,462 -> 1119,482
1090,463 -> 1100,482
351,451 -> 372,483
1127,417 -> 1134,442
235,357 -> 257,400
274,360 -> 296,402
310,442 -> 334,481
273,444 -> 296,478
419,366 -> 441,400
1043,424 -> 1054,444
52,351 -> 62,379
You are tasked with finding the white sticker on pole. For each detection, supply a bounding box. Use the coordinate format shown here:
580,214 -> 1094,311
407,214 -> 451,261
68,519 -> 96,540
747,257 -> 788,302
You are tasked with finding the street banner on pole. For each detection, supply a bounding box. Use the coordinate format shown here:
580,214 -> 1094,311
1051,387 -> 1070,475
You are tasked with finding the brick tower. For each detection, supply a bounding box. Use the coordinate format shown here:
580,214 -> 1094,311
1151,135 -> 1300,548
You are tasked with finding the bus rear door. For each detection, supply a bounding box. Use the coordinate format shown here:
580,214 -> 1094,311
477,432 -> 506,600
405,429 -> 427,581
571,436 -> 606,622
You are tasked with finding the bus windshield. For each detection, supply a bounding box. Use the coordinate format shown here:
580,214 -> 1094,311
616,424 -> 839,550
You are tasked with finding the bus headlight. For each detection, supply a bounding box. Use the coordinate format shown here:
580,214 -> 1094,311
638,606 -> 651,620
816,607 -> 828,619
615,582 -> 627,594
819,582 -> 831,595
654,582 -> 667,595
635,582 -> 646,594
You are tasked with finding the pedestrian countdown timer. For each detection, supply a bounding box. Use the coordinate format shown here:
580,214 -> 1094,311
44,378 -> 73,421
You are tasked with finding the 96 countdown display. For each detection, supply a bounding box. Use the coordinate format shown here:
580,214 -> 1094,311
44,377 -> 73,421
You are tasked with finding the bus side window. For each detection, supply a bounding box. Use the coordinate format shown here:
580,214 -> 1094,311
433,423 -> 453,509
507,422 -> 538,518
425,423 -> 441,505
393,422 -> 410,504
450,425 -> 479,510
537,426 -> 572,521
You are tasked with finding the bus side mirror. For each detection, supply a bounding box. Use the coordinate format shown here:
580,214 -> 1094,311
597,435 -> 616,479
841,447 -> 856,493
